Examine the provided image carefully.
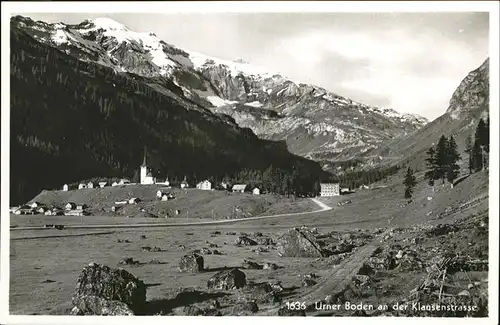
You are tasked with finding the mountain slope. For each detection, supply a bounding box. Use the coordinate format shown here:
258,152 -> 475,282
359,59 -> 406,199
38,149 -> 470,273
9,26 -> 324,205
12,15 -> 428,162
360,58 -> 489,168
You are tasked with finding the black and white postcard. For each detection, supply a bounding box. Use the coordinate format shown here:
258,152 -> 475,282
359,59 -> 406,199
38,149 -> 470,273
1,1 -> 498,324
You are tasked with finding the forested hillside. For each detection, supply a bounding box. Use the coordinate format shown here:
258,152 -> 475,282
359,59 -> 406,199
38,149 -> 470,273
10,27 -> 325,205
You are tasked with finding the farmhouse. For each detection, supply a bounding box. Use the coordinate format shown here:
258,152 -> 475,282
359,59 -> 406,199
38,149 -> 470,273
98,182 -> 107,188
87,182 -> 94,189
156,178 -> 170,186
65,202 -> 77,210
9,206 -> 20,213
119,179 -> 130,185
196,180 -> 212,190
14,205 -> 34,215
128,198 -> 141,204
30,202 -> 42,209
37,207 -> 48,214
320,183 -> 340,197
78,183 -> 87,190
65,203 -> 87,216
252,188 -> 260,195
62,184 -> 68,191
65,209 -> 85,216
45,208 -> 63,216
232,184 -> 247,193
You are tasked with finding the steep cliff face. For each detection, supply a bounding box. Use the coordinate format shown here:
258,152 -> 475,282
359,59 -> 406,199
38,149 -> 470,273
191,56 -> 427,161
446,58 -> 489,121
12,15 -> 428,162
360,58 -> 490,167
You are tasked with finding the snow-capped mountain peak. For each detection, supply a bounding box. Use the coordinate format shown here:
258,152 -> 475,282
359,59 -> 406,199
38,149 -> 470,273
186,50 -> 276,79
12,15 -> 429,162
89,17 -> 130,31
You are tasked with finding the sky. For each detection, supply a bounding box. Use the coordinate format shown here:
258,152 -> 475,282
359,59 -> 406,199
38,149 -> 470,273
19,12 -> 489,121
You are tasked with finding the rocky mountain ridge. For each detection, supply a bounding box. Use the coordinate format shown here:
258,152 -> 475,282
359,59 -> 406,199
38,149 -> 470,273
360,58 -> 489,169
9,24 -> 325,205
12,15 -> 428,162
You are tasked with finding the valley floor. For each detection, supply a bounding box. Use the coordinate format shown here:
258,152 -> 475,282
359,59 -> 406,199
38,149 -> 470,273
8,171 -> 490,316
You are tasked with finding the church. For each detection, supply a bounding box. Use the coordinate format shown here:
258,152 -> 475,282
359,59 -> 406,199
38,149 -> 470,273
140,148 -> 156,185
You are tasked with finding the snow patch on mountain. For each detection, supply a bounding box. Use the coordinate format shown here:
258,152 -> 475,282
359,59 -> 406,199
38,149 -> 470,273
244,101 -> 263,108
51,29 -> 70,45
91,17 -> 130,31
77,18 -> 180,76
206,96 -> 238,107
187,51 -> 275,79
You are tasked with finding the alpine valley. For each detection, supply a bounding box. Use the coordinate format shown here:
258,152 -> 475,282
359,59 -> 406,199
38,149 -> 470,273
12,16 -> 428,161
9,16 -> 488,204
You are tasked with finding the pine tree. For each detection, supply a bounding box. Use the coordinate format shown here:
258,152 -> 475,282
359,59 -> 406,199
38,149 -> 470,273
403,167 -> 417,199
472,118 -> 488,171
424,147 -> 437,186
313,180 -> 320,196
464,135 -> 473,174
475,118 -> 488,151
485,116 -> 490,153
471,140 -> 483,172
435,135 -> 449,184
446,136 -> 461,187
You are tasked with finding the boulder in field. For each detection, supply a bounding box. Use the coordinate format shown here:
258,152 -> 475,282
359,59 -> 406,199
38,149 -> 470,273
72,263 -> 146,314
256,237 -> 275,246
232,301 -> 258,315
178,253 -> 204,272
243,259 -> 263,269
119,257 -> 140,265
301,278 -> 317,287
276,228 -> 325,257
207,268 -> 246,290
263,262 -> 279,270
200,248 -> 213,255
182,305 -> 204,316
70,295 -> 134,315
241,282 -> 281,304
181,299 -> 222,316
235,236 -> 258,246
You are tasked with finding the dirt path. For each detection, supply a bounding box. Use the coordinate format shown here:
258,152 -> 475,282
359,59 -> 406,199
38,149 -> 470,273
11,198 -> 333,231
260,231 -> 387,316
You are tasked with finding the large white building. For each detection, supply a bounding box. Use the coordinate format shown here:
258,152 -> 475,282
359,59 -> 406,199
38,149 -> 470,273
140,149 -> 156,185
320,183 -> 340,197
196,180 -> 212,190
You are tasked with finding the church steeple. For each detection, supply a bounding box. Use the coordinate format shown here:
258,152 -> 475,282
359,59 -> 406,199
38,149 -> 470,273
141,146 -> 147,167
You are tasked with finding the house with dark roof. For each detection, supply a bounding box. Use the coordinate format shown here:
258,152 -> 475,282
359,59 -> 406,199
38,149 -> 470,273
232,184 -> 247,193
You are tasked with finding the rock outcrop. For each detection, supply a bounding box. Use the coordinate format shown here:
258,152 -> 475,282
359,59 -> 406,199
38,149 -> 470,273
276,227 -> 325,257
207,268 -> 247,290
72,263 -> 146,315
178,253 -> 204,272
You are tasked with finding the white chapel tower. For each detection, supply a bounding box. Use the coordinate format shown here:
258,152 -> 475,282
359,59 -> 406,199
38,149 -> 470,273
140,147 -> 155,185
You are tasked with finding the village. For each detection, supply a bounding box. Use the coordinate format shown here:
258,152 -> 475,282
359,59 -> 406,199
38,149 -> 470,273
10,150 -> 346,218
